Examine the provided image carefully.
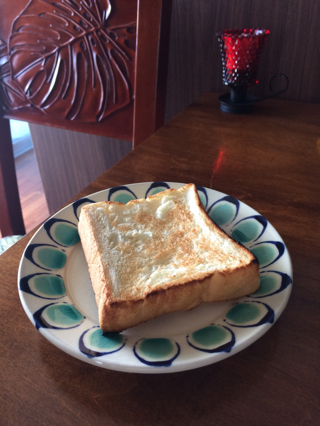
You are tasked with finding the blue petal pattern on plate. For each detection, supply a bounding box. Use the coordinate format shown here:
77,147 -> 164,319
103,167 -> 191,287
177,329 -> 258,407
33,303 -> 84,330
250,241 -> 285,268
72,198 -> 95,220
231,215 -> 268,244
249,271 -> 292,298
145,182 -> 171,198
187,325 -> 235,353
225,301 -> 274,327
108,186 -> 137,204
44,219 -> 80,247
25,244 -> 67,271
207,196 -> 240,226
19,273 -> 66,299
133,338 -> 180,367
79,327 -> 126,357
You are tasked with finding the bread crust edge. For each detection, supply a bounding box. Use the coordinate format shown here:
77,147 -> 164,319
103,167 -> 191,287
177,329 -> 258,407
98,259 -> 260,332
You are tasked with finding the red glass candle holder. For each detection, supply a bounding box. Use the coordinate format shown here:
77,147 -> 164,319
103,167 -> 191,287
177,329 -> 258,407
216,28 -> 270,113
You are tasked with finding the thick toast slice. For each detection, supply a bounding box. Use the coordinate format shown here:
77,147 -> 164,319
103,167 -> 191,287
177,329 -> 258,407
78,184 -> 260,332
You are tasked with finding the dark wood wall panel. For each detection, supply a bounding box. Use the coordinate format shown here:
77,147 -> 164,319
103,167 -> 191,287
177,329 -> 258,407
165,0 -> 320,121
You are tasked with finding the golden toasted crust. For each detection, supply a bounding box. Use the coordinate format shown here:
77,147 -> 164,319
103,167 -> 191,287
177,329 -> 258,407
78,184 -> 260,332
97,262 -> 259,332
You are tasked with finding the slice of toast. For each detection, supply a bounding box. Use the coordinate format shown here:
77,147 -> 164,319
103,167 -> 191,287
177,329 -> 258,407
78,184 -> 260,332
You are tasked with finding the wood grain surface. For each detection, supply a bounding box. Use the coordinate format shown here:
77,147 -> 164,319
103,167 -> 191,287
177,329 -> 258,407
1,93 -> 319,426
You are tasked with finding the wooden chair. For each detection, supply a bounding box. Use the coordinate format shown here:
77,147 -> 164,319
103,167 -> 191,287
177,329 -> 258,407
0,0 -> 171,237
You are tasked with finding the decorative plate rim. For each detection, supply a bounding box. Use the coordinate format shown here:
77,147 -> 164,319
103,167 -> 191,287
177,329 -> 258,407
18,182 -> 293,374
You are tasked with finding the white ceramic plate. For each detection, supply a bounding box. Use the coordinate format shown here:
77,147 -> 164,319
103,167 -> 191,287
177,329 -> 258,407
18,182 -> 292,374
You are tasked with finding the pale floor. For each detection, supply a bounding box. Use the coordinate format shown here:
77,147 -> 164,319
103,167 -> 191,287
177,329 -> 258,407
15,148 -> 49,233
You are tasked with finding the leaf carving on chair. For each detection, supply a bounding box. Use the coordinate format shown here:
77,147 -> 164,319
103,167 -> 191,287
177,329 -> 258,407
0,38 -> 32,110
4,0 -> 136,121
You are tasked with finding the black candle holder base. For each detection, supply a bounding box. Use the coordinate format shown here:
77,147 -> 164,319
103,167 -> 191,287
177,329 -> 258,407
219,93 -> 258,114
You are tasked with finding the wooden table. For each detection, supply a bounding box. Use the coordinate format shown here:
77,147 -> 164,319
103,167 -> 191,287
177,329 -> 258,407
1,93 -> 319,425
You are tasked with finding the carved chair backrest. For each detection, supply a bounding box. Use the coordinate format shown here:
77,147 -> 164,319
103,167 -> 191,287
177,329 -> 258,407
0,0 -> 169,237
0,0 -> 167,146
